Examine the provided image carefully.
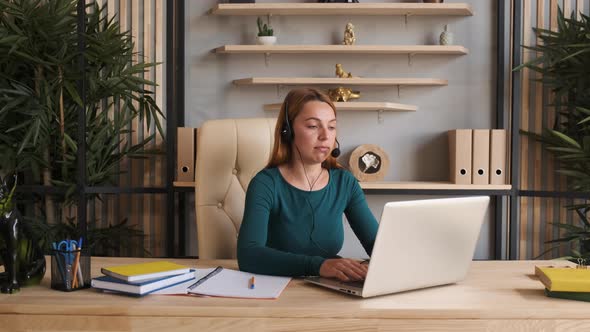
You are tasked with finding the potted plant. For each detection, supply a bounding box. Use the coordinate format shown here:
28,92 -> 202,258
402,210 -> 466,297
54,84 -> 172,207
0,0 -> 163,256
515,8 -> 590,260
256,17 -> 276,45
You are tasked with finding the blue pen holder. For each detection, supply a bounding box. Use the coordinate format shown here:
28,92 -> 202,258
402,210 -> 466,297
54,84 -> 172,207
50,248 -> 91,291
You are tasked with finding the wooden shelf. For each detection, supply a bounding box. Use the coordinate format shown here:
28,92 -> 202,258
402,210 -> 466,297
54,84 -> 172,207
360,182 -> 512,191
264,102 -> 417,112
234,77 -> 448,86
174,181 -> 195,188
214,45 -> 469,55
209,3 -> 473,16
173,181 -> 511,191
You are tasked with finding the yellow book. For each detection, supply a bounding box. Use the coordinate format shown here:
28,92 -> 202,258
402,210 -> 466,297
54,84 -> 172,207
101,261 -> 191,284
535,266 -> 590,292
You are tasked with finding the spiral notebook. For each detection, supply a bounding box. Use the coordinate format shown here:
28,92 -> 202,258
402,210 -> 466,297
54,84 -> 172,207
154,267 -> 291,299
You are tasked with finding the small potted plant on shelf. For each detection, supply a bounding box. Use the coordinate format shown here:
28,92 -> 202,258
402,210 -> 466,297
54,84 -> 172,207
256,17 -> 276,45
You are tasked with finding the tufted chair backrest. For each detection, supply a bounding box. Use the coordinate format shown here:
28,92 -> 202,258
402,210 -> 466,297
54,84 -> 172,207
195,118 -> 277,259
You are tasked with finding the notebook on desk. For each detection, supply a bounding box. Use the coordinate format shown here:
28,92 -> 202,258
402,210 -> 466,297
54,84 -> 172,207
153,267 -> 291,299
304,196 -> 490,298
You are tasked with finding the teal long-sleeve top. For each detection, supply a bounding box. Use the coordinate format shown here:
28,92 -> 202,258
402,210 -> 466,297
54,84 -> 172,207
237,167 -> 379,277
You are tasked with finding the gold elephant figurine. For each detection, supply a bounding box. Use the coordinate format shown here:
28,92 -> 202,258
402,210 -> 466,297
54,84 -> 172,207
327,87 -> 361,102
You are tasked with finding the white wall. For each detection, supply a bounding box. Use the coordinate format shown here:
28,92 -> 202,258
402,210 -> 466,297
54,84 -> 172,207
185,0 -> 497,259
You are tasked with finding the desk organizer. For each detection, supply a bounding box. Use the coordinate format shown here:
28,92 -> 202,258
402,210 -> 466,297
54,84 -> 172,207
50,249 -> 91,291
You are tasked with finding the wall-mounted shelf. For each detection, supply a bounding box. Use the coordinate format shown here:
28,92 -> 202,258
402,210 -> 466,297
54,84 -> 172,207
209,3 -> 473,16
214,45 -> 469,55
360,182 -> 511,191
175,182 -> 194,188
174,181 -> 195,188
264,102 -> 417,112
172,180 -> 510,192
234,77 -> 448,87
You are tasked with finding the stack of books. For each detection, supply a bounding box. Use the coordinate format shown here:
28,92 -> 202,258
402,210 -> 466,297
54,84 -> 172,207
91,261 -> 196,296
535,265 -> 590,302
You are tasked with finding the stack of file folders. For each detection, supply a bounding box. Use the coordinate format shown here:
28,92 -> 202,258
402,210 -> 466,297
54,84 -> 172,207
91,261 -> 195,296
535,265 -> 590,302
448,129 -> 507,185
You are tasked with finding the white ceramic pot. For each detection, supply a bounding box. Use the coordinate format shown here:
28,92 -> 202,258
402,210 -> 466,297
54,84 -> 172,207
256,36 -> 277,45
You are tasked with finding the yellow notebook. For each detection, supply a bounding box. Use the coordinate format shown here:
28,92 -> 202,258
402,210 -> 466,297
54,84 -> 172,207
101,261 -> 191,283
535,266 -> 590,292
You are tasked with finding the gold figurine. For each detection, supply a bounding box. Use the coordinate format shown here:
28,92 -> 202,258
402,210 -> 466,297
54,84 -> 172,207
342,22 -> 356,45
327,87 -> 361,102
335,63 -> 353,78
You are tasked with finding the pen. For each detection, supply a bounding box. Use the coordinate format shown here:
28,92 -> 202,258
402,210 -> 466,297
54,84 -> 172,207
188,266 -> 223,291
249,276 -> 255,289
76,238 -> 84,287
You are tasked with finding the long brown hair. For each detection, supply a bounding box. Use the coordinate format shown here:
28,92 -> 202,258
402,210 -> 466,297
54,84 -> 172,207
267,88 -> 342,169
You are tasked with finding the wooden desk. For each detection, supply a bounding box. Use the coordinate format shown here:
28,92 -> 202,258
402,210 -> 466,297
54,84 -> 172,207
1,257 -> 588,331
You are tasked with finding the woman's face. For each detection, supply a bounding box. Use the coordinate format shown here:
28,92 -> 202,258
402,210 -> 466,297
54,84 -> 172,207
291,100 -> 337,165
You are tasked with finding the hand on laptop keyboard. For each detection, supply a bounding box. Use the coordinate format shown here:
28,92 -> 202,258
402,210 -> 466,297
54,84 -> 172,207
319,258 -> 368,282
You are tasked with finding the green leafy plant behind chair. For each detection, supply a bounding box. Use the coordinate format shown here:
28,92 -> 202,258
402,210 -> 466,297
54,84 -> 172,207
515,7 -> 590,260
0,0 -> 165,255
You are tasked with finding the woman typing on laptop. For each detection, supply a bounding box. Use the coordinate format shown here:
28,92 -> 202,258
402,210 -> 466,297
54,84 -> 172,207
237,88 -> 378,282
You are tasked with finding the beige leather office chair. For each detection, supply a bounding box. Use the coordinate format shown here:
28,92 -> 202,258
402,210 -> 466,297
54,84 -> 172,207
195,118 -> 277,259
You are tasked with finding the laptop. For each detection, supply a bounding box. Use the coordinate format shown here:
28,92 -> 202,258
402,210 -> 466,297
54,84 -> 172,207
304,196 -> 490,298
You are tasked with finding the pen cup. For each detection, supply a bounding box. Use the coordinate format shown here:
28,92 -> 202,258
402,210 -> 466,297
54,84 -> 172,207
50,248 -> 91,291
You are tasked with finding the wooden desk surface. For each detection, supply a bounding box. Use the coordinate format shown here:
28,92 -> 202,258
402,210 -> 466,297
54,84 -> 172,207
1,257 -> 588,331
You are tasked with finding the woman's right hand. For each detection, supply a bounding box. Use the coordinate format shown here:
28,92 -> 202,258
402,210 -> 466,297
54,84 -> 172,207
319,258 -> 368,282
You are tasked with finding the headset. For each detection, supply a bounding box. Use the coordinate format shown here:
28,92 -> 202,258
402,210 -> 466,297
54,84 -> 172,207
280,100 -> 341,158
280,98 -> 340,258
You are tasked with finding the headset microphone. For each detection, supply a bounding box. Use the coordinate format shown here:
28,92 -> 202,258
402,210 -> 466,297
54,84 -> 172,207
331,139 -> 341,158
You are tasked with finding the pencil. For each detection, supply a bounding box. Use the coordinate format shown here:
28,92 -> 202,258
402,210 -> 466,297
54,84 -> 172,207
72,246 -> 81,288
249,276 -> 255,289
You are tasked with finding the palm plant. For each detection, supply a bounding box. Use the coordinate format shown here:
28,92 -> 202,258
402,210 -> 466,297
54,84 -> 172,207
515,7 -> 590,259
0,0 -> 164,254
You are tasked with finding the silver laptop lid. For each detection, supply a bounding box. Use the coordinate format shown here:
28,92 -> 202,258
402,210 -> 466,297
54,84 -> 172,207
362,196 -> 490,298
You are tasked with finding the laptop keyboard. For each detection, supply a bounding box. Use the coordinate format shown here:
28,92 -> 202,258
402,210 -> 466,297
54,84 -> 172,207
341,280 -> 365,288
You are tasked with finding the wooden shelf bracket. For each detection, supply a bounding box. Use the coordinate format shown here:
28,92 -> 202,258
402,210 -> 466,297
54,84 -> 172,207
264,52 -> 271,66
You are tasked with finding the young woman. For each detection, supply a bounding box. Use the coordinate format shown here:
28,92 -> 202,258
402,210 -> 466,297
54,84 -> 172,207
237,88 -> 378,282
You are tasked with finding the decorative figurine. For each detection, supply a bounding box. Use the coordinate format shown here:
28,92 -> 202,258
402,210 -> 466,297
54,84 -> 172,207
327,87 -> 361,102
343,22 -> 356,45
0,174 -> 46,294
349,144 -> 390,182
439,24 -> 454,45
335,63 -> 354,78
0,174 -> 19,293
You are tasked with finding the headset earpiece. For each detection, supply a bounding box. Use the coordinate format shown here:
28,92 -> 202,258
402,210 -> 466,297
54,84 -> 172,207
281,101 -> 293,144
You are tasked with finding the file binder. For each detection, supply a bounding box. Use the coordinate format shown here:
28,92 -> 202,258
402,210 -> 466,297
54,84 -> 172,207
448,129 -> 472,184
176,127 -> 196,182
489,129 -> 507,185
472,129 -> 490,185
